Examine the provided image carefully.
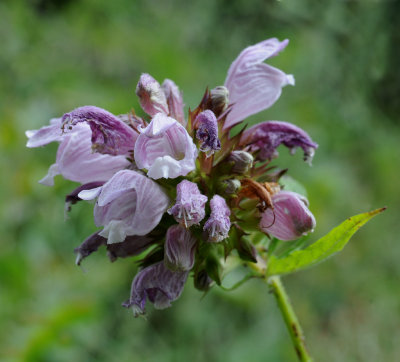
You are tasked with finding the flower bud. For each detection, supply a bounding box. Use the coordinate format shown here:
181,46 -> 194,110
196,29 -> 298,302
210,86 -> 229,116
168,180 -> 208,227
136,73 -> 169,117
228,151 -> 254,174
164,225 -> 197,271
123,262 -> 188,316
195,110 -> 221,157
260,191 -> 316,241
221,179 -> 241,195
204,195 -> 231,242
193,269 -> 213,291
162,79 -> 185,126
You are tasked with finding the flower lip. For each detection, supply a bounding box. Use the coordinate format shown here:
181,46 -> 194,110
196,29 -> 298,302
134,113 -> 197,179
224,38 -> 294,130
90,169 -> 170,244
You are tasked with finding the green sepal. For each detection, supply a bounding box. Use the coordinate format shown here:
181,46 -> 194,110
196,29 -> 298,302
267,208 -> 386,276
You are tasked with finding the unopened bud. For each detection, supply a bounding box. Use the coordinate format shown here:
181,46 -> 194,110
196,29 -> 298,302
164,225 -> 197,271
221,179 -> 241,195
210,86 -> 229,116
228,151 -> 254,174
194,269 -> 213,291
136,73 -> 169,116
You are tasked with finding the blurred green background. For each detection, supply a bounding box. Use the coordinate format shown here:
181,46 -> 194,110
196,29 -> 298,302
1,0 -> 399,361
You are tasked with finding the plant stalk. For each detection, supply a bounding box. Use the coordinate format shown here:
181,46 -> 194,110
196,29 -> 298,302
267,275 -> 312,362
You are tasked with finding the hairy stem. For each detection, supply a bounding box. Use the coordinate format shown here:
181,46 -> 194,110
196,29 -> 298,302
268,276 -> 312,362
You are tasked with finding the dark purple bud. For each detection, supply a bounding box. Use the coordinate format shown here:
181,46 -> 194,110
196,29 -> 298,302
162,79 -> 185,126
106,234 -> 154,262
228,151 -> 254,174
240,121 -> 318,164
194,269 -> 213,291
136,73 -> 169,117
260,191 -> 316,241
195,110 -> 221,157
61,105 -> 138,156
123,262 -> 188,316
168,180 -> 208,227
204,195 -> 231,242
164,225 -> 197,271
74,232 -> 107,266
210,86 -> 229,116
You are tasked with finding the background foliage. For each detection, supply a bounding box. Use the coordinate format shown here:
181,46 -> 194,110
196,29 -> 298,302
1,0 -> 399,361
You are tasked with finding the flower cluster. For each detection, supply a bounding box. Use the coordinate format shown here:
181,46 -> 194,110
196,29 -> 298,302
27,38 -> 318,316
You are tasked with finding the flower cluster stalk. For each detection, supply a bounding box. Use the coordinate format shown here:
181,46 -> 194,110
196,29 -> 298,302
268,276 -> 312,362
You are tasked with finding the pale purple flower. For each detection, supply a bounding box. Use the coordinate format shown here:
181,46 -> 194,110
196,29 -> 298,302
26,120 -> 129,186
123,261 -> 188,316
78,169 -> 169,244
162,79 -> 186,126
240,120 -> 318,164
136,73 -> 169,117
134,113 -> 197,179
204,195 -> 231,242
195,110 -> 221,156
164,225 -> 197,271
168,180 -> 207,227
260,191 -> 316,241
224,38 -> 294,130
61,105 -> 138,156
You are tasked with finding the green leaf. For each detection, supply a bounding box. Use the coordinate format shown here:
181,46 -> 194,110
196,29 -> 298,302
267,208 -> 386,276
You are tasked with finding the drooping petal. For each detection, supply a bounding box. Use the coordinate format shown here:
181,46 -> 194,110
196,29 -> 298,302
240,120 -> 318,164
164,225 -> 197,271
106,235 -> 154,262
74,232 -> 107,265
26,118 -> 63,147
123,262 -> 188,316
194,110 -> 221,156
260,191 -> 316,241
203,195 -> 231,242
162,79 -> 185,126
74,232 -> 155,265
61,105 -> 138,156
136,73 -> 169,117
134,113 -> 197,179
93,170 -> 170,244
224,38 -> 294,129
168,180 -> 207,227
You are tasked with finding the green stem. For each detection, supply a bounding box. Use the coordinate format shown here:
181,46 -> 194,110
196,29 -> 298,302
267,276 -> 312,362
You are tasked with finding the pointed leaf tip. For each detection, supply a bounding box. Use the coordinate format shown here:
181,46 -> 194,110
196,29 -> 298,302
266,207 -> 386,276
